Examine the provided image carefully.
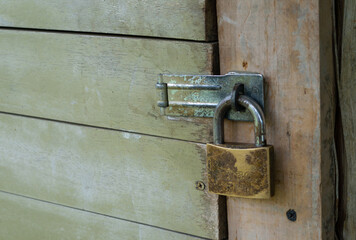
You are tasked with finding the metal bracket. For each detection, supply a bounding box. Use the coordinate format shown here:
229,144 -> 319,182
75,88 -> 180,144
156,72 -> 264,121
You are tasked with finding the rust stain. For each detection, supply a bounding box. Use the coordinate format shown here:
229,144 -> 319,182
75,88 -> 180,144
242,61 -> 248,70
207,144 -> 272,198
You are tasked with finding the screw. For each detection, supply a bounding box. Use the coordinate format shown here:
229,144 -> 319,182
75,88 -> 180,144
195,181 -> 206,191
286,209 -> 297,222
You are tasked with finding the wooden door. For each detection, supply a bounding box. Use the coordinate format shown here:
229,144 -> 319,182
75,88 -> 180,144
1,1 -> 348,239
0,1 -> 226,239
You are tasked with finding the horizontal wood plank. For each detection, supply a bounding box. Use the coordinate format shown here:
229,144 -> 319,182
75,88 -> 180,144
0,0 -> 217,41
0,30 -> 217,143
0,191 -> 205,240
0,113 -> 225,239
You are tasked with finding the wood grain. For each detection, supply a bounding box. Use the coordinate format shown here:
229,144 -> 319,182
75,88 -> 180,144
0,0 -> 217,41
338,0 -> 356,238
0,191 -> 205,240
0,30 -> 218,143
0,113 -> 226,239
217,0 -> 336,239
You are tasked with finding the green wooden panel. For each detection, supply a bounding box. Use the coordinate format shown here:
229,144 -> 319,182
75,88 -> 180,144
0,191 -> 206,240
0,114 -> 226,239
0,0 -> 217,41
0,30 -> 217,143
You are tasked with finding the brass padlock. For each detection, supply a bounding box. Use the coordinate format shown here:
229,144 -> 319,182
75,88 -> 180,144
207,91 -> 273,199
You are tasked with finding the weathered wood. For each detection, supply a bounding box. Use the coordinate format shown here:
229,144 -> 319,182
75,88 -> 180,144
338,0 -> 356,238
0,0 -> 217,41
0,113 -> 226,239
0,30 -> 218,143
0,191 -> 205,240
217,0 -> 335,239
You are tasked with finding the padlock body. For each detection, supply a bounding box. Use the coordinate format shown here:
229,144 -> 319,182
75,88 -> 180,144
207,143 -> 273,199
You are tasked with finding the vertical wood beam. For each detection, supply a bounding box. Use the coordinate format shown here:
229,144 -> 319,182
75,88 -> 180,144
338,0 -> 356,238
217,0 -> 335,239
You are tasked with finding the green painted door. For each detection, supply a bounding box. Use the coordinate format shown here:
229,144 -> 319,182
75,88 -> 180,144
0,1 -> 226,239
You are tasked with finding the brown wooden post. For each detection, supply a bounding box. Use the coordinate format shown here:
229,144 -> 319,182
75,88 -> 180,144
217,0 -> 336,239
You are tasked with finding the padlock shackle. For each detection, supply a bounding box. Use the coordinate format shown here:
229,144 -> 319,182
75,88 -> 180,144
213,95 -> 232,144
213,95 -> 266,146
237,95 -> 266,147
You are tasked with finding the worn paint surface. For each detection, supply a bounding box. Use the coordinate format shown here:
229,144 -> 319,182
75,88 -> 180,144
0,113 -> 225,239
0,191 -> 205,240
0,30 -> 218,143
0,1 -> 225,239
207,144 -> 272,199
217,0 -> 335,239
0,0 -> 217,41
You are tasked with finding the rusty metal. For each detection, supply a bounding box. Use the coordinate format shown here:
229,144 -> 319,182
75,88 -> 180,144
156,72 -> 264,121
207,144 -> 273,198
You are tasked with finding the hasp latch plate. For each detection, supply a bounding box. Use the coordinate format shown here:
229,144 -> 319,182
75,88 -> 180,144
156,72 -> 264,121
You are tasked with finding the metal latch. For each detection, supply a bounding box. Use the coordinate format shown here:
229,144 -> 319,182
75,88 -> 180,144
156,72 -> 264,121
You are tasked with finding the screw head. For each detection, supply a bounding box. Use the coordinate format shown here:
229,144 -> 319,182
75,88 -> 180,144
195,181 -> 206,191
286,209 -> 297,222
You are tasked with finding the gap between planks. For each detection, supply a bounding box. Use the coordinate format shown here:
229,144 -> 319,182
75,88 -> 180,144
0,26 -> 218,44
0,189 -> 212,240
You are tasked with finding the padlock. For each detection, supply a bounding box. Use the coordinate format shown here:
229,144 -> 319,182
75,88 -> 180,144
207,90 -> 274,199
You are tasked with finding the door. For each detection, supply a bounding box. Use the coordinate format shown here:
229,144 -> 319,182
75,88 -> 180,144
0,1 -> 342,240
0,1 -> 226,239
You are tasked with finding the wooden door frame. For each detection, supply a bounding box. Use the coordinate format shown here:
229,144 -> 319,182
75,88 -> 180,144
217,0 -> 336,239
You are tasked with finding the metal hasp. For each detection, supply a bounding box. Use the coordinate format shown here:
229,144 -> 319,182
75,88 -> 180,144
213,90 -> 266,146
156,72 -> 264,121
